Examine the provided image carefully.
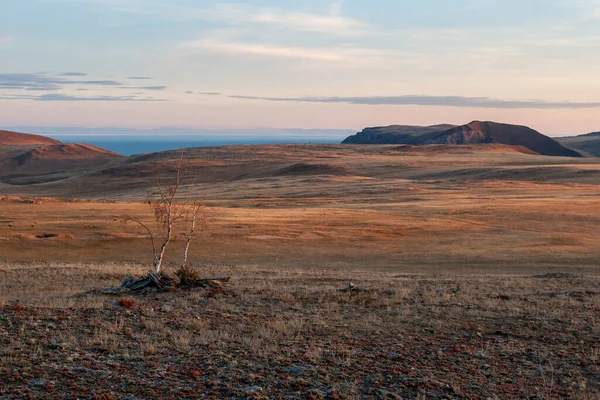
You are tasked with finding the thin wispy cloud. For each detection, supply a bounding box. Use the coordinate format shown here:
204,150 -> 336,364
58,72 -> 87,76
49,0 -> 366,35
228,94 -> 600,109
181,39 -> 388,64
246,8 -> 364,35
120,85 -> 167,90
128,76 -> 153,80
0,92 -> 167,102
0,73 -> 170,100
36,93 -> 167,102
0,73 -> 122,90
0,93 -> 165,102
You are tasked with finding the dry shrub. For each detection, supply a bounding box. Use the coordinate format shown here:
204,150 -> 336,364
175,265 -> 201,287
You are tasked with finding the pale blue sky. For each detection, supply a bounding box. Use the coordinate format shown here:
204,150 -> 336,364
1,0 -> 600,134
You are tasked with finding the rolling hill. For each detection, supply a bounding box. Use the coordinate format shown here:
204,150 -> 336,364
341,124 -> 457,144
556,132 -> 600,157
343,121 -> 582,157
0,129 -> 61,146
0,130 -> 125,185
14,143 -> 120,164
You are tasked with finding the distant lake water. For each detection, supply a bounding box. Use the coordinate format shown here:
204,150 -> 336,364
46,135 -> 342,156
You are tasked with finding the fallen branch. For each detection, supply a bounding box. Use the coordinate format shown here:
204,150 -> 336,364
94,273 -> 175,295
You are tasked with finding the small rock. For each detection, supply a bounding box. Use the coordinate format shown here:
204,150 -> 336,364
29,378 -> 48,387
142,308 -> 155,316
288,365 -> 307,377
244,386 -> 263,394
574,380 -> 587,391
160,304 -> 174,313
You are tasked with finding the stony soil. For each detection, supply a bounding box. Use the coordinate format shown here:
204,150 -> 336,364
1,265 -> 598,399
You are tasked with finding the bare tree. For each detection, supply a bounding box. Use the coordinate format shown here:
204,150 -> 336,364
182,198 -> 205,269
126,155 -> 190,276
117,156 -> 228,291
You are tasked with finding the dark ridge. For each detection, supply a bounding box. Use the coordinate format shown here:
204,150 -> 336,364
343,121 -> 582,157
275,163 -> 349,176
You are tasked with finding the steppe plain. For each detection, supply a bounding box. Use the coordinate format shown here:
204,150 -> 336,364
1,143 -> 599,399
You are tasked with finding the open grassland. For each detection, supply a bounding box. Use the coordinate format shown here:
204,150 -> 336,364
1,179 -> 600,272
1,144 -> 600,398
1,144 -> 600,271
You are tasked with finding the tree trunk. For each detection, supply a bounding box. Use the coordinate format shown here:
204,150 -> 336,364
154,217 -> 172,275
182,205 -> 199,268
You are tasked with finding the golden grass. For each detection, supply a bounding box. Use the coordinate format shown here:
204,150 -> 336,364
1,180 -> 599,274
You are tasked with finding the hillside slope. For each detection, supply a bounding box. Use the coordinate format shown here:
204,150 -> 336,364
556,132 -> 600,157
0,129 -> 61,146
15,143 -> 120,164
342,124 -> 456,144
0,141 -> 125,185
343,121 -> 581,157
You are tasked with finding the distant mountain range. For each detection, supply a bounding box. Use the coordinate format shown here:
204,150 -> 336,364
342,121 -> 582,158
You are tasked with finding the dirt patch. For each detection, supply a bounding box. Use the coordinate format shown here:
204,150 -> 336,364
35,233 -> 59,239
275,163 -> 349,176
247,234 -> 290,240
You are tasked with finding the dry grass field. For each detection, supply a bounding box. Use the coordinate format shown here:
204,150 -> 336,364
1,144 -> 600,398
0,264 -> 598,399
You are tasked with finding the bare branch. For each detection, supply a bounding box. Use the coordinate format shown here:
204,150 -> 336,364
126,152 -> 205,277
124,216 -> 158,262
183,198 -> 206,268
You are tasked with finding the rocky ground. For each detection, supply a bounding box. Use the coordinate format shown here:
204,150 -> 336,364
0,265 -> 599,399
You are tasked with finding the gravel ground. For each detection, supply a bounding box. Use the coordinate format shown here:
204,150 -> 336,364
1,267 -> 599,399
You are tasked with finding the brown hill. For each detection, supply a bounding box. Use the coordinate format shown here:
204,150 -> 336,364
439,121 -> 581,157
15,143 -> 120,164
0,129 -> 61,146
1,143 -> 600,198
342,124 -> 456,144
391,143 -> 538,155
0,143 -> 125,185
343,121 -> 581,158
556,134 -> 600,158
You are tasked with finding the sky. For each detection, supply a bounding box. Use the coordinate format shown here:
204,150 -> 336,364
1,0 -> 600,135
